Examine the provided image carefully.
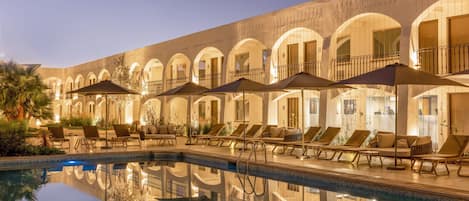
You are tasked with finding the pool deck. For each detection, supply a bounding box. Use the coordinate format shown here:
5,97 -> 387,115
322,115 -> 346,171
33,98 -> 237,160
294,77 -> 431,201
1,138 -> 469,200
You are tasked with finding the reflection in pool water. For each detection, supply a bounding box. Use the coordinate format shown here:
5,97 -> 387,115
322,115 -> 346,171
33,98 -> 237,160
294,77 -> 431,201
1,162 -> 372,201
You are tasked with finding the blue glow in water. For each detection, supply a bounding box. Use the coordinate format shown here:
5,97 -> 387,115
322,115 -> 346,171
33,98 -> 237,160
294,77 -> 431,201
62,160 -> 82,166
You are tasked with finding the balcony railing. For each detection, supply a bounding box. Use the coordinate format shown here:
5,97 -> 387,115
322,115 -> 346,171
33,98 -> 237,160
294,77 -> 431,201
228,68 -> 265,84
276,62 -> 320,80
166,77 -> 188,89
197,73 -> 222,88
146,80 -> 163,95
329,54 -> 400,81
417,44 -> 469,75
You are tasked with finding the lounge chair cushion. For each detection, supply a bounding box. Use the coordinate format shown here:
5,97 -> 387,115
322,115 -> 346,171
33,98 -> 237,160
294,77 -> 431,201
168,126 -> 177,134
158,126 -> 168,134
149,126 -> 158,134
283,129 -> 301,142
270,127 -> 285,138
396,138 -> 409,148
367,137 -> 378,148
377,134 -> 395,148
412,136 -> 432,146
397,135 -> 418,147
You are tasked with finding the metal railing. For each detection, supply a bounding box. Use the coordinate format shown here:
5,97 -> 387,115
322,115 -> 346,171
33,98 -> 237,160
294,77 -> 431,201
228,68 -> 265,84
417,44 -> 469,75
276,62 -> 320,80
197,73 -> 222,88
329,54 -> 400,81
165,77 -> 188,89
146,80 -> 163,95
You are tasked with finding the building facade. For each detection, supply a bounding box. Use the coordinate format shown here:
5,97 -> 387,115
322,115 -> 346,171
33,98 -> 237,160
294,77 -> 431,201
38,0 -> 469,148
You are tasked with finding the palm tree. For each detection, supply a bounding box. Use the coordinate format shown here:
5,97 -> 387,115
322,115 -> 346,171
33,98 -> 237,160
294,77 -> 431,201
0,61 -> 53,121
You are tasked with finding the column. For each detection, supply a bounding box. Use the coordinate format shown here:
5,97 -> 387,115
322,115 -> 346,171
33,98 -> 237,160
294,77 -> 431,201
319,37 -> 331,129
398,24 -> 416,135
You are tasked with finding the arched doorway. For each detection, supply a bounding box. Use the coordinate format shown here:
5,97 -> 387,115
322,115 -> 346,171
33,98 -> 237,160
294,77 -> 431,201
166,53 -> 191,89
329,13 -> 402,81
227,38 -> 267,83
193,47 -> 224,88
271,27 -> 324,82
143,59 -> 164,95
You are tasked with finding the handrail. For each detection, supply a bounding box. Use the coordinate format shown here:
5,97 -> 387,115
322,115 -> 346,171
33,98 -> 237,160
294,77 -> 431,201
235,140 -> 268,197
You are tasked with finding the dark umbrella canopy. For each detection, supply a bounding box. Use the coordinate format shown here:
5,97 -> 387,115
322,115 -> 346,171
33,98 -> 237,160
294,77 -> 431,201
157,82 -> 208,96
205,78 -> 267,94
67,80 -> 139,95
335,63 -> 467,87
265,72 -> 351,90
333,63 -> 466,170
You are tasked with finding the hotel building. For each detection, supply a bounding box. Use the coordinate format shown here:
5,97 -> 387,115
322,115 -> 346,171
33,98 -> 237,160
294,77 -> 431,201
38,0 -> 469,148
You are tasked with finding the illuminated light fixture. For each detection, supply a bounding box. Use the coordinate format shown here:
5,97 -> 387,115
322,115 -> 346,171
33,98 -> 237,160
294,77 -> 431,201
35,119 -> 41,127
54,114 -> 60,123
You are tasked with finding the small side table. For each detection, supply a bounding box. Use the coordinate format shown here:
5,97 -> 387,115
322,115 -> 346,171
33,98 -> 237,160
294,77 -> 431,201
356,150 -> 382,168
418,156 -> 450,176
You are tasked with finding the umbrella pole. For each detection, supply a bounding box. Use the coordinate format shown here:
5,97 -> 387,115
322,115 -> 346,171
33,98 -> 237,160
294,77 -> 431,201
102,94 -> 111,149
243,90 -> 246,152
387,85 -> 405,170
186,96 -> 195,145
297,88 -> 309,159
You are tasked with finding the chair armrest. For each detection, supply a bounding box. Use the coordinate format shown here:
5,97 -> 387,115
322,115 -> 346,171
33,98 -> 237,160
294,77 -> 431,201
411,141 -> 433,156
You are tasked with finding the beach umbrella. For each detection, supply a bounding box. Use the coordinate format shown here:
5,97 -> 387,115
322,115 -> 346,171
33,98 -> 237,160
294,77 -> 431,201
334,63 -> 467,170
205,78 -> 268,150
68,80 -> 139,149
264,72 -> 351,158
157,82 -> 209,145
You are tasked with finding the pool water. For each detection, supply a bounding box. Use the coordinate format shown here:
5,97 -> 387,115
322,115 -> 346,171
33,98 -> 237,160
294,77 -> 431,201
1,161 -> 373,201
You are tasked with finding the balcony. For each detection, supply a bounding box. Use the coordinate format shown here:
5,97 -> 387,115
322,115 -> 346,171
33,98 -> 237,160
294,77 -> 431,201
197,73 -> 222,89
276,62 -> 320,80
228,68 -> 265,84
146,80 -> 163,95
166,77 -> 188,89
417,44 -> 469,75
329,54 -> 400,81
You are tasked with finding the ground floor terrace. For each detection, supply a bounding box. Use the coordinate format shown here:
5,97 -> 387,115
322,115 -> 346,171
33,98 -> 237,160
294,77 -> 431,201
2,137 -> 469,200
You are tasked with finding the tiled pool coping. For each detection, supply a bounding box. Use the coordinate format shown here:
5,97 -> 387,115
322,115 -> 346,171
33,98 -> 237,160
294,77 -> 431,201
0,149 -> 468,201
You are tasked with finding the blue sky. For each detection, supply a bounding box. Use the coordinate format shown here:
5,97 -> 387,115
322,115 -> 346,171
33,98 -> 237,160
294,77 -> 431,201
0,0 -> 308,67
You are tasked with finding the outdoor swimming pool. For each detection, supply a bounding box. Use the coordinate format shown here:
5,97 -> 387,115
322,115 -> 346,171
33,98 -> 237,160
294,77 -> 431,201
0,152 -> 459,201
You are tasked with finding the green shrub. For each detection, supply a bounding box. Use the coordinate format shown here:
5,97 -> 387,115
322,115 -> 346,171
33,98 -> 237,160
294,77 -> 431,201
201,124 -> 212,134
0,120 -> 28,156
19,145 -> 64,155
0,120 -> 65,156
60,117 -> 92,127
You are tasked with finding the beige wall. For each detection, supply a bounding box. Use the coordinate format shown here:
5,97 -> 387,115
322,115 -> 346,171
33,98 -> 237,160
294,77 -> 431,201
39,0 -> 469,144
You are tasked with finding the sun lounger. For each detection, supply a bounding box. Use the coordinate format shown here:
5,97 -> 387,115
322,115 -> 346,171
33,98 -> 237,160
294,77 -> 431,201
112,124 -> 141,147
268,126 -> 321,155
413,135 -> 469,175
209,124 -> 248,146
81,126 -> 107,149
317,129 -> 370,160
231,124 -> 263,146
194,124 -> 225,144
47,126 -> 71,151
304,127 -> 341,155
